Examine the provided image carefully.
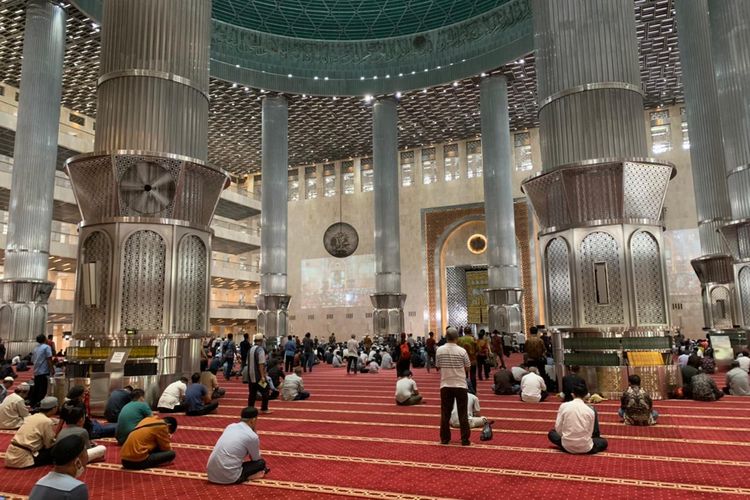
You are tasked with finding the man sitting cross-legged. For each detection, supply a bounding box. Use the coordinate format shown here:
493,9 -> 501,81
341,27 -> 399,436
120,416 -> 178,470
548,383 -> 608,455
185,372 -> 220,416
395,370 -> 424,406
207,406 -> 270,484
281,367 -> 310,401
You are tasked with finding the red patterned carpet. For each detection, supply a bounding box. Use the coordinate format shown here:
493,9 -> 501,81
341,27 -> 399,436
1,359 -> 750,499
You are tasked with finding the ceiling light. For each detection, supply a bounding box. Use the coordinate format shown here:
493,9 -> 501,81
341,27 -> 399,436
452,81 -> 459,87
395,91 -> 402,98
314,76 -> 319,80
364,95 -> 373,103
481,72 -> 487,77
287,74 -> 293,78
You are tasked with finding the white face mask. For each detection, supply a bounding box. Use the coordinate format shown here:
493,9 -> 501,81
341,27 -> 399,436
74,459 -> 85,478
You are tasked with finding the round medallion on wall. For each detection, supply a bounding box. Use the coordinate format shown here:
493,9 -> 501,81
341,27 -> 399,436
324,222 -> 359,258
467,234 -> 487,255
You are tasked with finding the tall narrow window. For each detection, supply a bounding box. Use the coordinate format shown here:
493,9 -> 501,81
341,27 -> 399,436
341,160 -> 354,194
467,139 -> 482,178
323,163 -> 336,197
680,107 -> 690,150
650,109 -> 672,154
514,132 -> 532,171
444,144 -> 460,181
401,151 -> 415,187
253,174 -> 262,198
360,157 -> 374,192
422,147 -> 437,184
287,169 -> 299,201
304,166 -> 318,199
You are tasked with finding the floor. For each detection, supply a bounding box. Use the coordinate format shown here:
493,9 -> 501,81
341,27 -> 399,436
1,358 -> 749,499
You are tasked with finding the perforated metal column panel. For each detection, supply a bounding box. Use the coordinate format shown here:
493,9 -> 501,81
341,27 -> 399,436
77,231 -> 111,333
545,238 -> 573,327
175,235 -> 208,332
120,230 -> 167,331
709,286 -> 733,329
739,266 -> 750,327
580,232 -> 624,325
445,267 -> 468,327
630,231 -> 666,325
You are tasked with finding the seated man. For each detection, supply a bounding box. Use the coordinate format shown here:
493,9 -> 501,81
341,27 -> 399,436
116,389 -> 152,445
331,352 -> 343,368
548,383 -> 608,455
57,405 -> 106,463
561,366 -> 587,402
62,386 -> 116,439
691,372 -> 724,401
737,351 -> 750,373
681,355 -> 702,398
380,350 -> 394,370
156,377 -> 188,413
0,362 -> 16,380
724,360 -> 750,396
281,367 -> 310,401
510,363 -> 528,383
121,415 -> 178,470
0,382 -> 30,430
200,368 -> 226,400
368,360 -> 380,374
619,374 -> 658,426
29,434 -> 89,500
185,372 -> 220,416
207,407 -> 270,484
492,367 -> 518,395
104,386 -> 133,423
4,397 -> 58,468
0,376 -> 13,404
520,367 -> 548,403
450,391 -> 492,429
395,371 -> 423,406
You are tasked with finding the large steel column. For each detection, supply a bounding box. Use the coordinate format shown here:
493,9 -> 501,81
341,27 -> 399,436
480,76 -> 523,336
257,95 -> 291,342
64,0 -> 226,412
0,0 -> 66,358
675,0 -> 739,330
523,0 -> 675,392
370,97 -> 405,335
711,1 -> 750,328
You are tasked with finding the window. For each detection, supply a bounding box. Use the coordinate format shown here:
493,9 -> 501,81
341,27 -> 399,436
514,132 -> 533,171
253,175 -> 262,198
444,144 -> 460,181
650,109 -> 672,154
341,160 -> 355,194
467,139 -> 482,178
323,163 -> 336,197
401,151 -> 415,187
422,147 -> 437,184
68,113 -> 85,126
287,169 -> 299,201
304,166 -> 318,199
360,157 -> 374,192
680,107 -> 690,150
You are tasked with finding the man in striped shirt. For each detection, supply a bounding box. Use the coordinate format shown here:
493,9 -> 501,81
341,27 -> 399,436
436,327 -> 471,446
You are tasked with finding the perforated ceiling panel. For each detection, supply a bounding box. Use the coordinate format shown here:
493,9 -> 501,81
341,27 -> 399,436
0,0 -> 684,175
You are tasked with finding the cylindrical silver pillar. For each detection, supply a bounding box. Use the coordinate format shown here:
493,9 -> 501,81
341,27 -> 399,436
676,0 -> 738,330
0,0 -> 65,356
257,95 -> 291,341
710,0 -> 750,327
95,0 -> 210,160
370,97 -> 406,335
534,0 -> 648,169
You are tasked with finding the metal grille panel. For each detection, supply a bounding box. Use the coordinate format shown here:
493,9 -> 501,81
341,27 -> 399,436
78,231 -> 111,333
175,235 -> 207,332
623,162 -> 673,220
446,267 -> 469,327
739,266 -> 750,327
545,237 -> 573,326
580,231 -> 624,325
709,285 -> 733,330
120,230 -> 166,331
66,155 -> 116,220
631,231 -> 666,324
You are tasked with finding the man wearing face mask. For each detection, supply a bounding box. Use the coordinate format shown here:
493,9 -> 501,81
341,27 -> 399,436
29,434 -> 89,500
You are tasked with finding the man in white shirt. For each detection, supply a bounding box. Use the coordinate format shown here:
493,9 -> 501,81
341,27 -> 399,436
548,383 -> 607,454
724,360 -> 750,396
156,377 -> 188,413
206,407 -> 269,484
281,367 -> 310,401
395,371 -> 423,406
737,352 -> 750,373
678,352 -> 690,367
381,351 -> 394,370
450,392 -> 492,429
520,367 -> 548,403
515,332 -> 526,353
436,327 -> 471,446
346,335 -> 359,375
511,364 -> 528,382
0,382 -> 30,429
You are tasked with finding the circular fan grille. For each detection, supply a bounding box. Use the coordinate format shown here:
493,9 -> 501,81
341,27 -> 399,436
119,161 -> 176,215
323,222 -> 359,258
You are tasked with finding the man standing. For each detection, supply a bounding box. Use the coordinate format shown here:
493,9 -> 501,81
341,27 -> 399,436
490,330 -> 505,369
436,327 -> 471,446
283,335 -> 296,373
281,367 -> 310,401
548,383 -> 608,455
456,328 -> 478,393
247,333 -> 271,414
222,333 -> 236,381
207,407 -> 269,484
239,333 -> 251,376
395,371 -> 423,406
516,332 -> 526,353
5,397 -> 58,468
346,334 -> 359,375
425,332 -> 437,373
302,332 -> 314,373
524,327 -> 548,385
0,338 -> 6,362
30,334 -> 53,407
